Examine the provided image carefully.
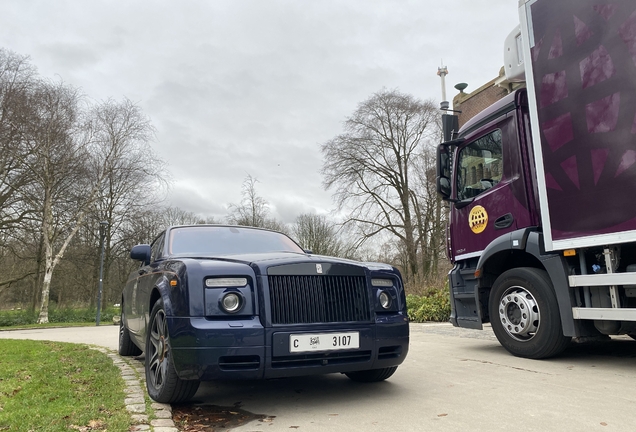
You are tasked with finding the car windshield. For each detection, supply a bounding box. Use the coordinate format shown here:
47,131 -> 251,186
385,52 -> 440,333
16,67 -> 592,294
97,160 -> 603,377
168,226 -> 304,256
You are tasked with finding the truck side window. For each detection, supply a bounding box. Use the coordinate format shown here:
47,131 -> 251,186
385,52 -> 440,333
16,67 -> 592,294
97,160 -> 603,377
456,129 -> 503,200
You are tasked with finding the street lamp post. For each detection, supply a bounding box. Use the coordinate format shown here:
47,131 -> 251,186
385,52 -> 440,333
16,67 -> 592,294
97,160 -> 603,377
96,221 -> 108,326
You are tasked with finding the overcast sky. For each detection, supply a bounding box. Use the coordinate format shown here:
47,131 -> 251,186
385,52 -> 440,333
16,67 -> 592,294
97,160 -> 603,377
2,0 -> 518,224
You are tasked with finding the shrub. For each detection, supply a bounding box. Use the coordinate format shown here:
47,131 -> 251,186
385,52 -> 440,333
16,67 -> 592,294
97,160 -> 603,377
0,309 -> 37,327
406,288 -> 451,323
0,306 -> 121,327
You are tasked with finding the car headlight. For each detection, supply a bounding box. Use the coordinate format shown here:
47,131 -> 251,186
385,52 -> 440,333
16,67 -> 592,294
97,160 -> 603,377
378,290 -> 392,309
220,292 -> 243,313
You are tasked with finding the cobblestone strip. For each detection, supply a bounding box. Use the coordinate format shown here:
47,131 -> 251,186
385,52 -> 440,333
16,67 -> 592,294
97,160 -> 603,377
91,347 -> 178,432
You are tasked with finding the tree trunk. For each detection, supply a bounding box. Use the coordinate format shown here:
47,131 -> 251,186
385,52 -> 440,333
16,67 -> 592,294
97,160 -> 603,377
37,254 -> 53,324
30,233 -> 45,311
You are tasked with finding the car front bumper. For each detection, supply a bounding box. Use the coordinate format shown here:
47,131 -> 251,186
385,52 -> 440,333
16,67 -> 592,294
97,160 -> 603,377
168,315 -> 409,381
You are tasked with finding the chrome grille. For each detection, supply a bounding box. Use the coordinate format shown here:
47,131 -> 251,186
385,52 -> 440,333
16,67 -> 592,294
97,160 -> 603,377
268,275 -> 371,324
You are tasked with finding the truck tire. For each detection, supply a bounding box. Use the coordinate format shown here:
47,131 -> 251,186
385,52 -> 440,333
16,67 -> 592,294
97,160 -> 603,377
489,267 -> 571,359
146,299 -> 200,403
344,366 -> 398,382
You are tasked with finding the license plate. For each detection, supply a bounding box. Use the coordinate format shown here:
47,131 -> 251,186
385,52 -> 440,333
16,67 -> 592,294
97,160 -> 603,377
289,332 -> 359,353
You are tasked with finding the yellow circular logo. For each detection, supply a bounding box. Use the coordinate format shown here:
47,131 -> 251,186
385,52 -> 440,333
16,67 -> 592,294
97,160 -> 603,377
469,205 -> 488,234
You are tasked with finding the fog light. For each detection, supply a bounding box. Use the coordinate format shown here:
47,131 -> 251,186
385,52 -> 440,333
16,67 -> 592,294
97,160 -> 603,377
221,292 -> 242,313
379,291 -> 392,309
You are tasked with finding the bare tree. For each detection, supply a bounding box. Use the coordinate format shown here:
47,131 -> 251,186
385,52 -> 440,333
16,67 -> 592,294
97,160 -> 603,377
291,213 -> 345,256
227,175 -> 286,231
411,148 -> 449,280
160,206 -> 205,226
88,98 -> 164,309
0,50 -> 39,290
14,79 -> 160,323
321,89 -> 439,280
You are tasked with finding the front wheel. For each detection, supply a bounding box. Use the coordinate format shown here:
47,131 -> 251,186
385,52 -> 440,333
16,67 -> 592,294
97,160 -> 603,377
145,299 -> 200,403
345,366 -> 398,382
489,267 -> 571,359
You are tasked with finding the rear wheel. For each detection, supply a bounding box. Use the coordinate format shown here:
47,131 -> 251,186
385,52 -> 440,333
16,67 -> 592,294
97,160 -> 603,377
489,267 -> 571,359
345,366 -> 398,383
119,309 -> 142,357
146,299 -> 200,403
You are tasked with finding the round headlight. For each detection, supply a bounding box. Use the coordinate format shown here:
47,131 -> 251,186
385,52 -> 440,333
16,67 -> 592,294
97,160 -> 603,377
221,292 -> 242,313
379,291 -> 392,309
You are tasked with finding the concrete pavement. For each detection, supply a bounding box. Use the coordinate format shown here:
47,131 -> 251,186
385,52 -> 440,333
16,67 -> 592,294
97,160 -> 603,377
0,325 -> 120,349
2,323 -> 636,431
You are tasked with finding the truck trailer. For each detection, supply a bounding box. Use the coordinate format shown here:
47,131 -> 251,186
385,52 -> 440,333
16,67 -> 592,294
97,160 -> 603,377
436,0 -> 636,358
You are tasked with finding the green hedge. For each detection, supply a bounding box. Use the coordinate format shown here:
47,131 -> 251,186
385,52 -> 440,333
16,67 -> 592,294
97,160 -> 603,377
406,289 -> 451,323
0,307 -> 121,327
0,292 -> 451,327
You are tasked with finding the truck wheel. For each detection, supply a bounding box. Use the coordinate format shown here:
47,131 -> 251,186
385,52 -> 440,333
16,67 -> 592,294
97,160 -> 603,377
345,366 -> 398,382
118,309 -> 142,357
489,267 -> 570,359
146,299 -> 200,403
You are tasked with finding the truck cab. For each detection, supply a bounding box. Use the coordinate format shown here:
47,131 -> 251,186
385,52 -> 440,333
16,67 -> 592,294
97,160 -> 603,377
436,0 -> 636,359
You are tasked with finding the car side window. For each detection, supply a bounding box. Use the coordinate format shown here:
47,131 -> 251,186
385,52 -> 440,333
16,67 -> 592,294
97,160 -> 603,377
456,129 -> 503,201
150,234 -> 165,263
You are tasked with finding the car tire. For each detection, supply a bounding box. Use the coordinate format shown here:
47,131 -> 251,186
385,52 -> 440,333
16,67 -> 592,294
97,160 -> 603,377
145,299 -> 200,403
489,267 -> 571,359
344,366 -> 398,382
119,309 -> 142,357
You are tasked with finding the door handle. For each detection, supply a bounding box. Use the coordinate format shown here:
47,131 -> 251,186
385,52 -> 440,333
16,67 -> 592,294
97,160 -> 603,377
494,213 -> 514,230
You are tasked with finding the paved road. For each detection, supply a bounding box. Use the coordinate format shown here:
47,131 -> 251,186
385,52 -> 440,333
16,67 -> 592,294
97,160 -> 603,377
2,323 -> 636,431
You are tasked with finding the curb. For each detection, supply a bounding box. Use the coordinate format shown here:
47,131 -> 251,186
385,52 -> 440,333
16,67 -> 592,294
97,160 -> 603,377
92,347 -> 179,432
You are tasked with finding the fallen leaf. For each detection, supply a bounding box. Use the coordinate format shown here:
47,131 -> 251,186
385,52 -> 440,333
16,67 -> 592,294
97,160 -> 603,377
601,422 -> 608,426
89,419 -> 104,428
438,413 -> 448,417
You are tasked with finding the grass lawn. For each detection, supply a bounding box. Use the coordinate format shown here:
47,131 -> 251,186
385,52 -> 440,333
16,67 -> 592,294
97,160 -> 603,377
0,322 -> 96,331
0,339 -> 132,431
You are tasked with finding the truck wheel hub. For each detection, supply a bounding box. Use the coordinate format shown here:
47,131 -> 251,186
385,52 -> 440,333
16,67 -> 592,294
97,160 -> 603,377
499,287 -> 540,341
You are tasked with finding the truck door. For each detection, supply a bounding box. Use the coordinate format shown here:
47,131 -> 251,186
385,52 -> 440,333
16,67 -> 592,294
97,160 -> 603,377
451,112 -> 534,261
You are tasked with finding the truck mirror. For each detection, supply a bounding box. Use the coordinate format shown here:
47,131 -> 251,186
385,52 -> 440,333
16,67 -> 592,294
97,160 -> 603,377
442,114 -> 459,142
437,143 -> 452,200
437,176 -> 451,199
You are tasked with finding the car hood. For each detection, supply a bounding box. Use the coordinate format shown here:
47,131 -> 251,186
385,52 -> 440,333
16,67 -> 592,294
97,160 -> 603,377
168,252 -> 395,275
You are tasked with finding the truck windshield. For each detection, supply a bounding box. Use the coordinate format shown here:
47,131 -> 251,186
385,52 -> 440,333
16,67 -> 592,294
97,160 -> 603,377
456,129 -> 503,201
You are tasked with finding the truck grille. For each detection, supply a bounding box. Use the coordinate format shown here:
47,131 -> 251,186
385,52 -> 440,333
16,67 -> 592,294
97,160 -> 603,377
268,275 -> 371,325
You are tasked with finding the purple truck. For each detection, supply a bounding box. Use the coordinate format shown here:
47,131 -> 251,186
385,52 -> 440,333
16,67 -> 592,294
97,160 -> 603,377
436,0 -> 636,358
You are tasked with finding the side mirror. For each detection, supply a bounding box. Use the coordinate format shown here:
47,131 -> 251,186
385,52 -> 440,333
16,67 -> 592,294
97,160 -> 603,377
436,144 -> 452,200
437,176 -> 452,199
436,138 -> 463,202
130,244 -> 151,265
442,114 -> 459,142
